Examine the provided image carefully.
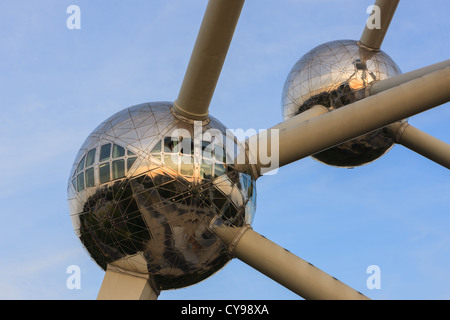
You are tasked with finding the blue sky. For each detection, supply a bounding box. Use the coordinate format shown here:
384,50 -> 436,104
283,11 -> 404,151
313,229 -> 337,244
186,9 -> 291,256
0,0 -> 448,300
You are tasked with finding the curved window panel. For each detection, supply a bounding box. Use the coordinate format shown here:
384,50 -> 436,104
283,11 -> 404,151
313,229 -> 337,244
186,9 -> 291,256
164,154 -> 179,172
112,159 -> 125,180
75,142 -> 136,191
85,167 -> 95,188
77,173 -> 85,192
113,144 -> 125,158
225,136 -> 239,164
164,137 -> 179,153
100,144 -> 111,162
99,163 -> 111,184
200,158 -> 213,180
202,141 -> 214,159
151,140 -> 162,154
86,149 -> 96,167
180,156 -> 194,176
214,146 -> 226,163
179,138 -> 193,155
127,157 -> 137,171
77,155 -> 86,173
214,163 -> 226,178
221,201 -> 238,221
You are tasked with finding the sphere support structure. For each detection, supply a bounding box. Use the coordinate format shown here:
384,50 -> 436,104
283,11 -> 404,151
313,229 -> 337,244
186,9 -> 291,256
97,267 -> 159,300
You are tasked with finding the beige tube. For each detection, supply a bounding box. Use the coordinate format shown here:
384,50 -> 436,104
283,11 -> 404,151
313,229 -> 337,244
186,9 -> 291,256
367,59 -> 450,96
173,0 -> 245,120
270,105 -> 329,130
359,0 -> 400,51
211,220 -> 369,300
388,122 -> 450,169
247,66 -> 450,176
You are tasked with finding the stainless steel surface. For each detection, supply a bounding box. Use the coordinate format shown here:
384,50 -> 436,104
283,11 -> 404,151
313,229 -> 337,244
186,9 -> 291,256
67,102 -> 257,291
282,40 -> 402,168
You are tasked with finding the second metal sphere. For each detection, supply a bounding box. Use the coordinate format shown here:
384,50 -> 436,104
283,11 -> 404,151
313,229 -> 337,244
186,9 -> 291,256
282,40 -> 402,168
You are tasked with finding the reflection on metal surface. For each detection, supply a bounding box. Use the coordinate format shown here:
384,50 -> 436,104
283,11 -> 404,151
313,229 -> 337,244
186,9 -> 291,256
282,40 -> 402,167
67,102 -> 256,290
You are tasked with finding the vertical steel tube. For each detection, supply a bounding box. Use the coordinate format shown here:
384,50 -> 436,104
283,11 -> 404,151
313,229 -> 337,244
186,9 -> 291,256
359,0 -> 400,51
173,0 -> 245,120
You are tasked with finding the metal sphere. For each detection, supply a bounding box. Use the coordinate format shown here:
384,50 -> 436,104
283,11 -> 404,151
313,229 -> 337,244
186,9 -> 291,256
67,102 -> 256,291
282,40 -> 402,167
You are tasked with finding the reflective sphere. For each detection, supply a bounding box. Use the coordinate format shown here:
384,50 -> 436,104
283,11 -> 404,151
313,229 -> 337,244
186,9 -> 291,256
67,102 -> 256,291
282,40 -> 402,167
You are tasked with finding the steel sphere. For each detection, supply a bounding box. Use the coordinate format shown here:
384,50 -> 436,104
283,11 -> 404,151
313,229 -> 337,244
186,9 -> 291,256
67,102 -> 256,291
282,40 -> 403,167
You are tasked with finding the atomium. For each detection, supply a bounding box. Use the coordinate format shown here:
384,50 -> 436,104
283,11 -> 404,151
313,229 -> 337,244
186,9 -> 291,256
67,0 -> 450,300
282,40 -> 402,168
67,102 -> 256,290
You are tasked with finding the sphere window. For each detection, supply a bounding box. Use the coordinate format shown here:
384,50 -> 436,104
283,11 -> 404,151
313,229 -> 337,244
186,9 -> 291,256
77,155 -> 86,173
100,144 -> 111,162
127,156 -> 137,172
73,149 -> 97,192
85,167 -> 95,188
76,172 -> 85,192
86,148 -> 96,167
72,144 -> 138,193
99,163 -> 110,184
112,159 -> 125,180
151,137 -> 232,180
112,144 -> 125,158
151,140 -> 162,154
200,158 -> 213,179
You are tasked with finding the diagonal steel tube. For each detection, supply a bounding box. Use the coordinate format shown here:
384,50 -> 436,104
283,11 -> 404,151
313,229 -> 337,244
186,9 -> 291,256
242,66 -> 450,177
388,122 -> 450,169
173,0 -> 245,120
210,219 -> 369,300
358,0 -> 400,51
367,59 -> 450,97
